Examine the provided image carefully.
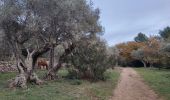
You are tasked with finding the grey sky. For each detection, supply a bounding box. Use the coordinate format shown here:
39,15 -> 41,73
91,0 -> 170,46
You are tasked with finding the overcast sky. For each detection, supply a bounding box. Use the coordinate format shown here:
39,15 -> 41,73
90,0 -> 170,46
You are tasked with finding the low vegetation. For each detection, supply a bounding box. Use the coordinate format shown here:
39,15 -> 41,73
136,68 -> 170,100
0,69 -> 120,100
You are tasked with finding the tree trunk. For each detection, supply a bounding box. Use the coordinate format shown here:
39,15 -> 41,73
8,50 -> 43,88
141,60 -> 147,68
44,44 -> 59,80
114,55 -> 119,67
49,44 -> 55,69
45,63 -> 62,80
6,35 -> 50,88
44,43 -> 75,80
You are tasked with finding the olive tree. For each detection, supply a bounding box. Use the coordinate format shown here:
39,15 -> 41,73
28,0 -> 103,80
0,0 -> 102,88
65,35 -> 113,81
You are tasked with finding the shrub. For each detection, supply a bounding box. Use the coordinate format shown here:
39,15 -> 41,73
66,35 -> 114,81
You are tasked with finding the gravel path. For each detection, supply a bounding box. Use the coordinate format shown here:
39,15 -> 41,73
111,68 -> 162,100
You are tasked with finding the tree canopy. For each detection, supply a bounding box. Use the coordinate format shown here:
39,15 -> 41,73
134,32 -> 148,42
159,26 -> 170,40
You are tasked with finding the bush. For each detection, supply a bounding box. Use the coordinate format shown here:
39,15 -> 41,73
66,67 -> 81,79
66,35 -> 114,81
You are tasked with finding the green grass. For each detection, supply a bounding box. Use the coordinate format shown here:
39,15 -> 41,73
135,68 -> 170,100
0,69 -> 120,100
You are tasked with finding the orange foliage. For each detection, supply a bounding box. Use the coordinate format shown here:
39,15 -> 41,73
115,37 -> 162,66
142,37 -> 161,64
116,41 -> 145,61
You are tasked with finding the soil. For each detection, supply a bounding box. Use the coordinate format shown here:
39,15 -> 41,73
111,67 -> 162,100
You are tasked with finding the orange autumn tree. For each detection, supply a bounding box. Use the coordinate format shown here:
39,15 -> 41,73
116,41 -> 145,65
131,37 -> 162,68
142,37 -> 162,67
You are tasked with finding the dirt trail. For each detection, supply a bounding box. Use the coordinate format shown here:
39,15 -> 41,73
111,68 -> 162,100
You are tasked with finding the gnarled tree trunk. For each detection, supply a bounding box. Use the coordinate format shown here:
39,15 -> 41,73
8,50 -> 43,88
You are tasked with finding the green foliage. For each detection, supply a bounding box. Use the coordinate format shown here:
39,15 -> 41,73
136,68 -> 170,100
159,44 -> 170,69
66,67 -> 81,79
134,32 -> 148,42
66,35 -> 114,81
159,26 -> 170,40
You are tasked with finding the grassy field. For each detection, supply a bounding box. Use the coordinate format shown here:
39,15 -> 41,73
135,68 -> 170,100
0,69 -> 120,100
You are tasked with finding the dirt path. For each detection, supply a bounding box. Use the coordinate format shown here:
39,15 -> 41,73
111,68 -> 162,100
